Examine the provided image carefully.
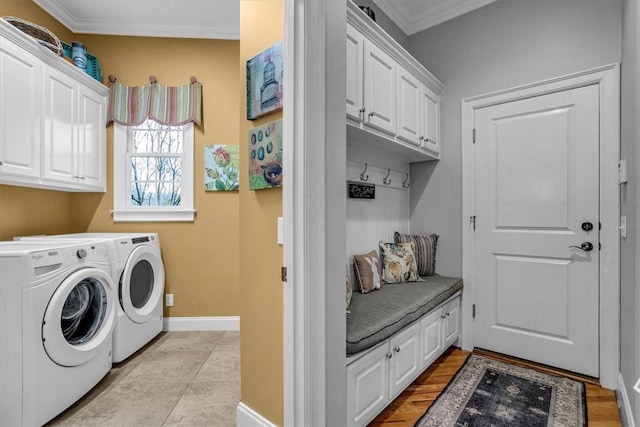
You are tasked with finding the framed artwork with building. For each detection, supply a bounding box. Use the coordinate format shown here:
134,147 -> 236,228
246,41 -> 283,120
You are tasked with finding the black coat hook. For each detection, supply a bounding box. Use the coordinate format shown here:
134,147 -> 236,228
402,173 -> 410,188
360,163 -> 369,181
383,168 -> 391,185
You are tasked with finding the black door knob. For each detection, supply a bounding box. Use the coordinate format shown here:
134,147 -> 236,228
581,222 -> 594,231
569,242 -> 594,252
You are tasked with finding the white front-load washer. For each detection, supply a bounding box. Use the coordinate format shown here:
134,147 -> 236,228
0,240 -> 115,427
17,233 -> 166,363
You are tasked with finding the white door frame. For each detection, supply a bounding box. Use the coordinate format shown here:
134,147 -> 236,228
461,64 -> 620,389
283,1 -> 347,425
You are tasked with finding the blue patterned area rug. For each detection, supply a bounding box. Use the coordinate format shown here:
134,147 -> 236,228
415,354 -> 586,427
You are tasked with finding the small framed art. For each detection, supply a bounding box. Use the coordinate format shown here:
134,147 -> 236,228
249,119 -> 283,190
246,41 -> 283,120
204,145 -> 239,191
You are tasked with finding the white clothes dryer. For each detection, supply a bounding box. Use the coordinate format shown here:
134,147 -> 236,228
18,233 -> 166,363
0,240 -> 115,427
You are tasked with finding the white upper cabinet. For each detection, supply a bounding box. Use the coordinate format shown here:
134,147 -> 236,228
0,37 -> 42,181
0,19 -> 108,192
347,2 -> 443,162
422,85 -> 440,155
396,68 -> 422,147
346,25 -> 365,122
363,41 -> 396,135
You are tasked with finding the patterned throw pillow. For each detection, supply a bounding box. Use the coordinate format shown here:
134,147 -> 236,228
346,264 -> 352,313
353,250 -> 382,293
379,241 -> 423,283
394,232 -> 439,276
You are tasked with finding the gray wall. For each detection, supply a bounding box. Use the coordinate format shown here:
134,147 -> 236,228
407,0 -> 622,278
621,1 -> 639,422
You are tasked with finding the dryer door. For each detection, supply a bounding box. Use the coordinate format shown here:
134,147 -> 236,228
42,268 -> 115,367
120,246 -> 165,324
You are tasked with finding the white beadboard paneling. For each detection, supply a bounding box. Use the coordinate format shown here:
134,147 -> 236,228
346,146 -> 410,266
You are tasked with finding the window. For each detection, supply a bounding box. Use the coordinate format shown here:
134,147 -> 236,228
113,119 -> 194,222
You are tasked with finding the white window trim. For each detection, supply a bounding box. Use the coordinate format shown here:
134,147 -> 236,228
113,122 -> 195,222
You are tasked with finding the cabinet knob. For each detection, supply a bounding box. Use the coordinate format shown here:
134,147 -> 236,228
385,352 -> 393,359
359,107 -> 365,114
393,346 -> 400,353
441,314 -> 446,319
446,312 -> 450,317
0,160 -> 3,166
368,112 -> 374,118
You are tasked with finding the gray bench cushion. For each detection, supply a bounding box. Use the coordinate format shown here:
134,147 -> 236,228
347,275 -> 463,355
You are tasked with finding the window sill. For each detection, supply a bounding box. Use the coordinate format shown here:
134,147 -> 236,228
111,210 -> 196,222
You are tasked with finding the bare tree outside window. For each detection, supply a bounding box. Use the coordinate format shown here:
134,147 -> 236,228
129,119 -> 184,207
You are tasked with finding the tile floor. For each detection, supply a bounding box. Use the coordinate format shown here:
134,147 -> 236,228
48,331 -> 240,427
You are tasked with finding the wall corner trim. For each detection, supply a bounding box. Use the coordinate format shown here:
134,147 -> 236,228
162,316 -> 240,331
618,373 -> 637,427
236,402 -> 277,427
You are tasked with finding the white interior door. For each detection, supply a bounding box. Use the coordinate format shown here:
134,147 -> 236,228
473,84 -> 600,377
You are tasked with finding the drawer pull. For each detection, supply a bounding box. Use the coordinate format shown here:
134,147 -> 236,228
385,352 -> 393,359
393,346 -> 400,353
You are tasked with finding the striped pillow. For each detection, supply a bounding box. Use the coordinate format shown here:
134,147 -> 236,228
394,232 -> 439,276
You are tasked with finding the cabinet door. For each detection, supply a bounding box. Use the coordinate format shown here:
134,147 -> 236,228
396,69 -> 422,146
0,39 -> 41,180
347,343 -> 389,427
43,67 -> 78,185
77,86 -> 106,191
443,297 -> 461,347
346,24 -> 364,122
422,86 -> 440,155
388,322 -> 420,400
420,308 -> 444,370
363,42 -> 396,135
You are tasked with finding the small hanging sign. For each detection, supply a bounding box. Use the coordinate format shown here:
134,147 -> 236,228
348,181 -> 375,199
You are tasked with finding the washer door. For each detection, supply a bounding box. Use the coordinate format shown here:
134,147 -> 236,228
120,246 -> 165,324
42,268 -> 115,367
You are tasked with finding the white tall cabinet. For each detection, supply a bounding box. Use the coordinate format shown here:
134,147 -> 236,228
0,19 -> 108,192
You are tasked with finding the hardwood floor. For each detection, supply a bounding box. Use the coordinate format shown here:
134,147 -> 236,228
369,347 -> 621,426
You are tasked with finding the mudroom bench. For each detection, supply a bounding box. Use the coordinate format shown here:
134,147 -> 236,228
346,276 -> 463,427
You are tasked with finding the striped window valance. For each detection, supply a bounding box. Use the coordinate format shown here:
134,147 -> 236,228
107,76 -> 202,126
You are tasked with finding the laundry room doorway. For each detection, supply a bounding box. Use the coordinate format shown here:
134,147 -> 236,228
461,64 -> 620,388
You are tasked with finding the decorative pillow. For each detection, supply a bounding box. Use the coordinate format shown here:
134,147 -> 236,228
379,241 -> 423,283
353,250 -> 382,293
346,264 -> 352,313
394,232 -> 439,276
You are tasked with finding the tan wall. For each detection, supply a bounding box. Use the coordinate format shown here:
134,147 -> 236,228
238,1 -> 284,424
0,2 -> 241,317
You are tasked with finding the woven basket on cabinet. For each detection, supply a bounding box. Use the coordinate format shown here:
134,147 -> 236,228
2,16 -> 63,56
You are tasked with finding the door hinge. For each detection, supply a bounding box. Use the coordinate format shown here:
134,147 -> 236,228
472,128 -> 476,144
470,215 -> 476,231
281,266 -> 287,282
599,242 -> 602,251
472,304 -> 476,319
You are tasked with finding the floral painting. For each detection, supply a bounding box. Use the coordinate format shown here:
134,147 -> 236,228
249,119 -> 283,190
246,41 -> 283,120
204,145 -> 239,191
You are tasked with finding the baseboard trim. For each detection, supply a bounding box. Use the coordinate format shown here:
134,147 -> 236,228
236,402 -> 277,427
163,316 -> 240,331
618,373 -> 637,427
